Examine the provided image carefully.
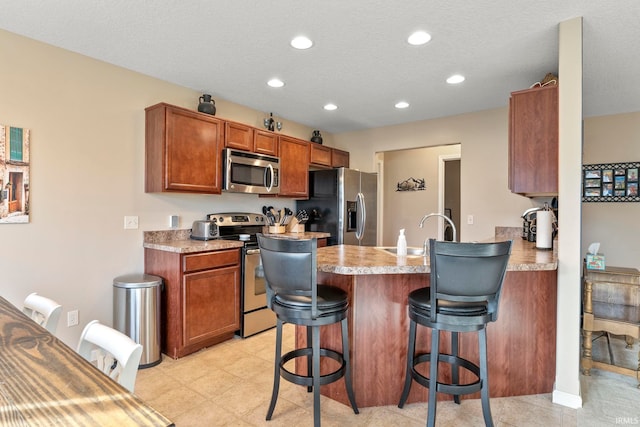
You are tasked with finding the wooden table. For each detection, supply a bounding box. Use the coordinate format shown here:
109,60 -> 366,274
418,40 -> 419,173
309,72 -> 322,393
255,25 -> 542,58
581,265 -> 640,383
0,296 -> 173,426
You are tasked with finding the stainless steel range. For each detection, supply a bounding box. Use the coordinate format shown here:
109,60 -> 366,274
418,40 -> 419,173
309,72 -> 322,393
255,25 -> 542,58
206,212 -> 276,338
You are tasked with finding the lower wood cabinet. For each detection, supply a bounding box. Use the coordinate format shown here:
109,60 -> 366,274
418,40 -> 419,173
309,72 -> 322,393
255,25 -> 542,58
144,248 -> 241,359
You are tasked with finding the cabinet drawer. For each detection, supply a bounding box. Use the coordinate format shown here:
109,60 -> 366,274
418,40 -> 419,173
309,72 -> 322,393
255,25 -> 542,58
183,249 -> 240,273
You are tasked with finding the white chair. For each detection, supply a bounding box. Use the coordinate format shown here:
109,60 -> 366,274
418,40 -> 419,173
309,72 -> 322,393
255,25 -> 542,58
23,292 -> 62,334
77,320 -> 143,393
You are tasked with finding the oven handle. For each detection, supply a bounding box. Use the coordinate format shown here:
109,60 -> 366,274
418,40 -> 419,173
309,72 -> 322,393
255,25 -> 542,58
246,248 -> 261,255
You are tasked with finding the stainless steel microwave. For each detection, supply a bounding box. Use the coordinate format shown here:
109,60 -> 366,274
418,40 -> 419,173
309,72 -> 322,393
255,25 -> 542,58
223,148 -> 280,194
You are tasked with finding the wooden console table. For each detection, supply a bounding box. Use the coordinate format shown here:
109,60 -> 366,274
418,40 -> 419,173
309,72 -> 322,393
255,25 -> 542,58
581,265 -> 640,385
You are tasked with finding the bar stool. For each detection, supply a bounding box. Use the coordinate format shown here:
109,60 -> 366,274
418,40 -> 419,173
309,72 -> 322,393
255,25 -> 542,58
398,238 -> 512,427
257,234 -> 358,427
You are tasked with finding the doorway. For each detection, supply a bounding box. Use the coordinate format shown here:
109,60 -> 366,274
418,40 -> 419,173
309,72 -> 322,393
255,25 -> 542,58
378,144 -> 461,247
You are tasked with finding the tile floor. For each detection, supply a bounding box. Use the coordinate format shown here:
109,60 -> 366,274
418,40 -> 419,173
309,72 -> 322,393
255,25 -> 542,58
135,325 -> 639,426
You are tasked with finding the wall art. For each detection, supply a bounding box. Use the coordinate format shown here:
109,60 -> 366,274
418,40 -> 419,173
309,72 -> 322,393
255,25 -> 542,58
582,161 -> 639,202
1,124 -> 30,223
396,177 -> 425,191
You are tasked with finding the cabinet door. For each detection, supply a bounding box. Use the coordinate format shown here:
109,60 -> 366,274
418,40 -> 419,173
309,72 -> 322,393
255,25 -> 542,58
254,130 -> 278,156
331,148 -> 350,168
309,144 -> 332,167
225,121 -> 254,151
182,265 -> 240,347
509,85 -> 558,196
145,103 -> 223,194
278,136 -> 310,198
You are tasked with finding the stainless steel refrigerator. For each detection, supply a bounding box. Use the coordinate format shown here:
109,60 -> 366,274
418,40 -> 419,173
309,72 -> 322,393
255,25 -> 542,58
297,168 -> 377,246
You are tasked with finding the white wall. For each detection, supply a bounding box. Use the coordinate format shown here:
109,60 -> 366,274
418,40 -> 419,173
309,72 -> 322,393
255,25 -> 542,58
381,144 -> 460,247
582,112 -> 640,269
334,108 -> 538,242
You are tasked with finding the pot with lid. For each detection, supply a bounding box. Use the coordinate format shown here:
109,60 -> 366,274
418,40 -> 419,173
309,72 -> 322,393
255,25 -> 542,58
191,220 -> 218,240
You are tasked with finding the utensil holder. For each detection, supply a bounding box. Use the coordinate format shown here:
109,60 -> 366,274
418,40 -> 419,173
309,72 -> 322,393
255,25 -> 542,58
267,225 -> 285,234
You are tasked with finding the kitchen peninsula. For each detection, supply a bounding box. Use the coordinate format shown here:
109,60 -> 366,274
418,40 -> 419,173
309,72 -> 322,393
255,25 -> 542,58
303,228 -> 558,408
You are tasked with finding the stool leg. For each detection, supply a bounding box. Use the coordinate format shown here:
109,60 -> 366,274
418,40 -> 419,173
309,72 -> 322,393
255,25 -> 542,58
398,319 -> 417,408
427,328 -> 440,427
266,318 -> 283,420
478,327 -> 494,427
451,331 -> 460,404
341,317 -> 359,414
307,326 -> 313,392
312,325 -> 321,427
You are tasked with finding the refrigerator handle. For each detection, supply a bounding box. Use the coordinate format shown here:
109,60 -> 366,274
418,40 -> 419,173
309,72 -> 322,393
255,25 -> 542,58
356,192 -> 366,241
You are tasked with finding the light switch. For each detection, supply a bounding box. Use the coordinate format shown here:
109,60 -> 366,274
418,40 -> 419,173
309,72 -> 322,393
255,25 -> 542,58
124,216 -> 139,229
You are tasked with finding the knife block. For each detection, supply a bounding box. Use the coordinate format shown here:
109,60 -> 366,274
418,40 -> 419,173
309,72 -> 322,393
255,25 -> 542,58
286,218 -> 305,233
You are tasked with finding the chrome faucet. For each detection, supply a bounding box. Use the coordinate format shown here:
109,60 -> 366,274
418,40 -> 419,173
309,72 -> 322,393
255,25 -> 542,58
419,213 -> 458,255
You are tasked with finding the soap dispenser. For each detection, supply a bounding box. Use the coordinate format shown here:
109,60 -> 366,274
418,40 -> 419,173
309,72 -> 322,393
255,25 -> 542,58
397,229 -> 407,257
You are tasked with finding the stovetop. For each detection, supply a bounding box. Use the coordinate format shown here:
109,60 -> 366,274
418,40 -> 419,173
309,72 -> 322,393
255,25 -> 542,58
206,212 -> 266,244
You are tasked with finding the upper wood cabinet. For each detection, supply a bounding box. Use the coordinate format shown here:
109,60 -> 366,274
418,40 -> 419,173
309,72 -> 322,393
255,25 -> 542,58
278,135 -> 310,198
145,103 -> 223,194
309,144 -> 332,167
331,148 -> 350,168
224,121 -> 253,151
508,85 -> 558,196
254,129 -> 278,156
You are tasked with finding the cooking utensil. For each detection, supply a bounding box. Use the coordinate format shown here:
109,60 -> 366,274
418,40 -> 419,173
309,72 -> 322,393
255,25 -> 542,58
296,210 -> 309,224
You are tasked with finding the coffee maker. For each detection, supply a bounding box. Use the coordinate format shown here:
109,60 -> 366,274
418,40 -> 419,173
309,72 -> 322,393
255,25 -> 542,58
521,207 -> 543,241
521,198 -> 559,242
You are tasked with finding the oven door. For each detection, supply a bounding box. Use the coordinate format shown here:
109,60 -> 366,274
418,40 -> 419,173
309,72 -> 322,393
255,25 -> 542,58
241,248 -> 276,337
243,248 -> 268,311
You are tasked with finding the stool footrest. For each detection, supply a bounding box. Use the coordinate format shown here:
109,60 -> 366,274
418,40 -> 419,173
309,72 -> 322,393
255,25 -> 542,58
280,347 -> 346,387
411,352 -> 482,395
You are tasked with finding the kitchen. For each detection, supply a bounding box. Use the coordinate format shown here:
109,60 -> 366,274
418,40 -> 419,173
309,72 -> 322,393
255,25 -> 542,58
1,2 -> 640,426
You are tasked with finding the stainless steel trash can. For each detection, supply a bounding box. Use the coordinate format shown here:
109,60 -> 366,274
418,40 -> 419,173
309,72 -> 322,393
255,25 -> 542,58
113,273 -> 163,368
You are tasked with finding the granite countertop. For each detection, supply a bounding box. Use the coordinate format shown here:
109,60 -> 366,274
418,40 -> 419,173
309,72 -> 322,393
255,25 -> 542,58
317,228 -> 557,275
142,229 -> 331,254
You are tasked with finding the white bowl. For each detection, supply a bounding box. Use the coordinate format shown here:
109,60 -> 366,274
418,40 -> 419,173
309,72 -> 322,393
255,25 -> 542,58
239,234 -> 250,241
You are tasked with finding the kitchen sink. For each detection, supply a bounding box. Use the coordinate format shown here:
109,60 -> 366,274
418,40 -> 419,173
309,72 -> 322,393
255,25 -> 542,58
376,246 -> 426,257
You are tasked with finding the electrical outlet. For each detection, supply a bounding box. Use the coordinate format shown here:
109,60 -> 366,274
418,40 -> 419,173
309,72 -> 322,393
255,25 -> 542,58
67,310 -> 79,327
169,215 -> 179,228
467,214 -> 474,225
124,216 -> 139,229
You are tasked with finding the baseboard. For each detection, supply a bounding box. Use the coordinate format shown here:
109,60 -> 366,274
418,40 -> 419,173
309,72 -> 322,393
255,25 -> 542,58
552,384 -> 583,408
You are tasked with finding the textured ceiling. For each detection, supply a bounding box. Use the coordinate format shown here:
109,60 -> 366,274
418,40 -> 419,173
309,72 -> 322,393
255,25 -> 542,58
1,1 -> 639,133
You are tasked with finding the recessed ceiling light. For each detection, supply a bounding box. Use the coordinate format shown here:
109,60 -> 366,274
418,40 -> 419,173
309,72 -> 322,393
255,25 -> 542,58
395,101 -> 410,109
446,74 -> 465,84
407,31 -> 431,46
291,36 -> 313,50
323,103 -> 338,111
267,78 -> 285,88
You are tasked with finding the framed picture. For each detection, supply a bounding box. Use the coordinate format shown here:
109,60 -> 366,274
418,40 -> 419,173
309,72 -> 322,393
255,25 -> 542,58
582,161 -> 640,202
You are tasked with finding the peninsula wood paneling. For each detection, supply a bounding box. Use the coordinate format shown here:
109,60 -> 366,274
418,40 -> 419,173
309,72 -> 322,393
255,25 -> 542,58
297,270 -> 557,407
